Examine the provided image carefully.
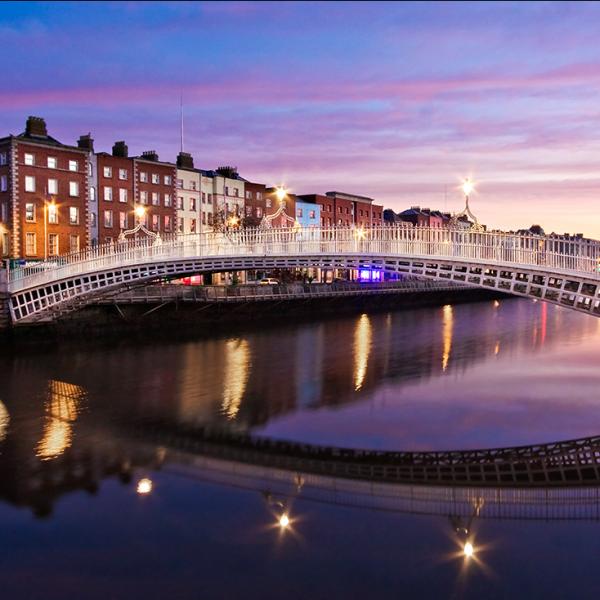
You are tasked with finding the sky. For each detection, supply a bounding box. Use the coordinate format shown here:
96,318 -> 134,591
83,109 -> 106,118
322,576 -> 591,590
1,1 -> 600,237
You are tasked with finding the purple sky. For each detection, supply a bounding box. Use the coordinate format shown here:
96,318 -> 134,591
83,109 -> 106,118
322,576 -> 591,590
2,1 -> 600,236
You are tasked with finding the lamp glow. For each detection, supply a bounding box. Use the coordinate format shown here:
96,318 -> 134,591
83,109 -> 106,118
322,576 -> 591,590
355,227 -> 366,240
135,205 -> 146,219
462,179 -> 474,196
137,478 -> 153,495
463,541 -> 474,558
276,187 -> 287,203
279,513 -> 290,528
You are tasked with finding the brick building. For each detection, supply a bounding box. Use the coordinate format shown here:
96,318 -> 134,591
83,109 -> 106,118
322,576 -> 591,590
324,191 -> 383,227
243,181 -> 266,226
0,116 -> 89,260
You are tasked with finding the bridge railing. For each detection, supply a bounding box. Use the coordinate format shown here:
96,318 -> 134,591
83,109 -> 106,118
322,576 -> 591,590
7,225 -> 600,292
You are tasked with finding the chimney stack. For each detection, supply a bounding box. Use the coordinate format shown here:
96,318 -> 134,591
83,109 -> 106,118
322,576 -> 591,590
112,141 -> 128,158
177,152 -> 194,169
141,150 -> 159,162
77,133 -> 94,152
25,116 -> 48,138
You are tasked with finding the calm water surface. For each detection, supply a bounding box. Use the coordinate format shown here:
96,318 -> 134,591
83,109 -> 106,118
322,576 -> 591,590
1,298 -> 599,599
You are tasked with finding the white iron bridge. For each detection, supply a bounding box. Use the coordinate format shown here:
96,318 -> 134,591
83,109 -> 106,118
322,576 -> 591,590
4,226 -> 600,324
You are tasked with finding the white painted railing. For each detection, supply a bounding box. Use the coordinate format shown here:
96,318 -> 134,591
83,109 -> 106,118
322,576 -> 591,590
7,225 -> 600,292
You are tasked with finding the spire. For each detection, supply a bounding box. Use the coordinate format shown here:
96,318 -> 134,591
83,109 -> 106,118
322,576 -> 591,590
180,93 -> 184,153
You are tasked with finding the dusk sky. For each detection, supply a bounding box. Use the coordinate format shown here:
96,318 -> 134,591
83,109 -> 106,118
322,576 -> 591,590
2,1 -> 600,236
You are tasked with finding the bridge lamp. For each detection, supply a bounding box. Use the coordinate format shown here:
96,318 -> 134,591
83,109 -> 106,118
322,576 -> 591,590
136,477 -> 153,495
463,541 -> 474,559
134,205 -> 146,219
278,512 -> 290,529
462,179 -> 474,197
276,187 -> 287,203
355,227 -> 366,240
228,215 -> 240,228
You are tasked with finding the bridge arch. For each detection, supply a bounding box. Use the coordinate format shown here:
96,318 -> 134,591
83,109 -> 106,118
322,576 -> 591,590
5,226 -> 600,324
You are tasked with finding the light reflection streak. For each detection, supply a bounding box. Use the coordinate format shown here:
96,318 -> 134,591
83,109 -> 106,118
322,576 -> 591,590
0,401 -> 9,443
353,313 -> 372,391
442,304 -> 453,372
36,380 -> 85,461
222,339 -> 250,419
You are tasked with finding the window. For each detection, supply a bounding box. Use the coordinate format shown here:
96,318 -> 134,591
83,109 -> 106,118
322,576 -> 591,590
164,215 -> 172,231
177,217 -> 184,233
103,166 -> 112,178
207,194 -> 212,204
202,213 -> 206,225
0,175 -> 6,192
256,192 -> 262,200
119,211 -> 128,229
177,196 -> 184,210
90,186 -> 96,201
207,213 -> 213,225
48,203 -> 58,224
151,192 -> 159,206
151,214 -> 160,231
140,191 -> 148,205
69,206 -> 79,225
25,203 -> 36,222
266,198 -> 272,208
47,156 -> 57,169
104,210 -> 113,227
88,162 -> 93,176
1,203 -> 7,222
47,178 -> 58,195
140,172 -> 148,183
245,206 -> 252,216
0,152 -> 7,166
69,181 -> 79,197
104,187 -> 113,201
25,232 -> 36,256
151,174 -> 159,184
245,191 -> 252,200
2,231 -> 9,255
119,168 -> 128,180
164,193 -> 172,207
25,176 -> 35,192
164,175 -> 171,185
24,153 -> 35,166
119,188 -> 128,203
339,207 -> 342,213
70,235 -> 80,253
190,180 -> 196,191
69,160 -> 78,172
233,188 -> 239,197
309,210 -> 316,219
202,192 -> 206,203
225,186 -> 229,196
190,198 -> 196,211
48,233 -> 59,256
297,208 -> 303,218
176,179 -> 183,189
190,218 -> 197,233
256,207 -> 262,219
90,212 -> 97,227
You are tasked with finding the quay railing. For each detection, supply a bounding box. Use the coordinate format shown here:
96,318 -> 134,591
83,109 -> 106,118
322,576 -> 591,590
7,225 -> 600,292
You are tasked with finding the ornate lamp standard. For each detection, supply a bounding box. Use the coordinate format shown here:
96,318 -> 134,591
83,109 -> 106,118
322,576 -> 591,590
118,205 -> 161,244
449,178 -> 483,232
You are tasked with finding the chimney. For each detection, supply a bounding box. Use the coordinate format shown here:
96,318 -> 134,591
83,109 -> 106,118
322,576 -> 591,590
112,141 -> 128,158
141,150 -> 158,162
77,133 -> 94,152
25,116 -> 48,138
177,152 -> 194,169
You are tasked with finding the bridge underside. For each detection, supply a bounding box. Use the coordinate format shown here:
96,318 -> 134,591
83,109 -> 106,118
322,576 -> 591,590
9,253 -> 600,324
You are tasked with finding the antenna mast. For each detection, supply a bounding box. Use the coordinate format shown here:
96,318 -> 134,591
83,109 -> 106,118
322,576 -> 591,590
180,93 -> 184,153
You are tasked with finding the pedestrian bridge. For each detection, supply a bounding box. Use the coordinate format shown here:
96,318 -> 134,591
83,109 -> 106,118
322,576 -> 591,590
4,226 -> 600,324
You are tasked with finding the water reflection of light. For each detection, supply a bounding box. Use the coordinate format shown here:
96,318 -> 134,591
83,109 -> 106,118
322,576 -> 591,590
494,341 -> 500,355
354,313 -> 372,391
36,380 -> 85,461
442,304 -> 453,372
463,541 -> 474,558
222,339 -> 250,419
0,400 -> 9,443
137,478 -> 153,495
279,513 -> 290,528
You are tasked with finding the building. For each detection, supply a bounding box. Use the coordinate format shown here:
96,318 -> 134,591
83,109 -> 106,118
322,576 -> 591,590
243,181 -> 266,227
295,197 -> 321,228
209,166 -> 244,228
176,152 -> 201,235
324,191 -> 384,228
0,116 -> 89,260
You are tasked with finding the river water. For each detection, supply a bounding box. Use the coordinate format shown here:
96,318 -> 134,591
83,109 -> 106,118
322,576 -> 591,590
0,298 -> 599,598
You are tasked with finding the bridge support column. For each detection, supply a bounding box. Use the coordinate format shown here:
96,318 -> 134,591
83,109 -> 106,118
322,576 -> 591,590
0,269 -> 10,329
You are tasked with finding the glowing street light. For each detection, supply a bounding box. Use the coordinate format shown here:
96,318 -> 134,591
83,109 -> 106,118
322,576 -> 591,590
354,226 -> 366,240
278,512 -> 290,529
134,205 -> 146,220
136,478 -> 153,495
462,178 -> 474,197
227,215 -> 240,228
276,187 -> 287,203
463,541 -> 474,558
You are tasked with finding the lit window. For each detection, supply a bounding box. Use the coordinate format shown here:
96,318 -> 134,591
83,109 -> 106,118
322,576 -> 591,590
69,235 -> 80,253
151,214 -> 159,231
152,192 -> 159,206
48,233 -> 59,256
0,152 -> 7,166
140,191 -> 148,205
90,186 -> 96,201
25,232 -> 36,256
47,156 -> 57,169
48,203 -> 58,224
140,172 -> 148,183
266,199 -> 272,208
0,175 -> 7,192
24,153 -> 35,166
151,174 -> 159,184
88,162 -> 93,176
48,178 -> 58,195
90,212 -> 97,227
69,160 -> 78,172
177,196 -> 184,210
256,192 -> 262,200
104,187 -> 113,201
164,193 -> 172,207
245,191 -> 251,200
25,176 -> 35,192
164,215 -> 172,231
103,166 -> 112,178
69,206 -> 79,225
104,210 -> 113,227
119,169 -> 127,180
69,181 -> 79,197
246,206 -> 252,216
256,207 -> 262,218
119,188 -> 128,203
119,211 -> 128,229
176,179 -> 183,189
25,203 -> 36,222
164,175 -> 171,185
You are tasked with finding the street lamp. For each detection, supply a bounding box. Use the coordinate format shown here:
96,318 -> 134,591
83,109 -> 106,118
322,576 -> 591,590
134,205 -> 146,222
462,178 -> 474,198
276,187 -> 287,203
